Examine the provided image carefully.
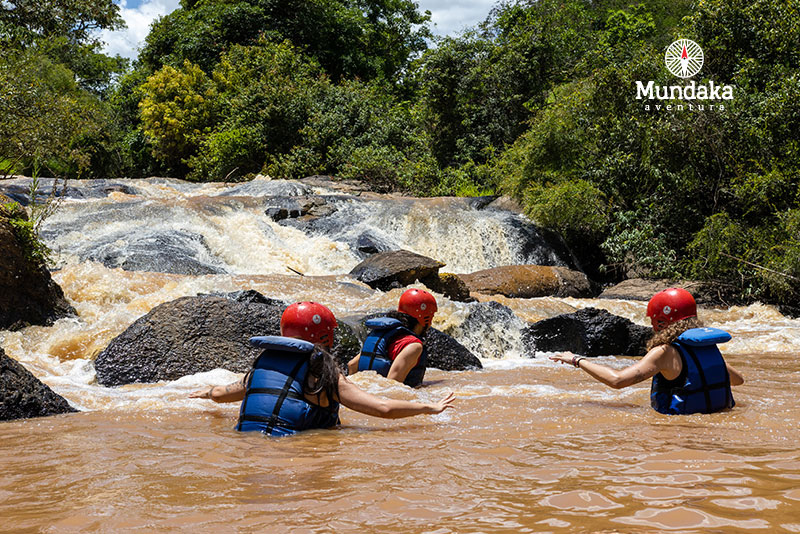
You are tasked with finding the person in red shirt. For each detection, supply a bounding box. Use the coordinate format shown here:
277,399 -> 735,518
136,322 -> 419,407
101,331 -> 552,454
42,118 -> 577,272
347,289 -> 437,387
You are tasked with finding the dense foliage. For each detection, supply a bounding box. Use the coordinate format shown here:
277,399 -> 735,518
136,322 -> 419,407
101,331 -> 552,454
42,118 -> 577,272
1,0 -> 799,305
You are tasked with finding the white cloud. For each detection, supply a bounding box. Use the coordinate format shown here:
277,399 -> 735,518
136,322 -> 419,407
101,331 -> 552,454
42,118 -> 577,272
99,0 -> 181,59
417,0 -> 497,36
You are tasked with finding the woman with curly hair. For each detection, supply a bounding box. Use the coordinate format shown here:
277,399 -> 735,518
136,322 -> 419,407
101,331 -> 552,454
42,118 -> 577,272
549,288 -> 744,415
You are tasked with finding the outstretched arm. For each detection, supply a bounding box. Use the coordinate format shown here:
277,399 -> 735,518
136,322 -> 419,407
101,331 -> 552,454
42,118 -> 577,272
336,374 -> 454,419
550,346 -> 670,389
189,374 -> 247,403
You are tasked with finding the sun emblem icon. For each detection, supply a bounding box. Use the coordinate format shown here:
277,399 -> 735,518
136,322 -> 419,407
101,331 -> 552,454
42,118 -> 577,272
665,39 -> 704,78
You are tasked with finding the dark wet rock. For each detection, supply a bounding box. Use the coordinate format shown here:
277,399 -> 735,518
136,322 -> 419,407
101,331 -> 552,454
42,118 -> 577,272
442,301 -> 524,359
420,272 -> 474,303
264,195 -> 338,222
0,178 -> 139,206
265,207 -> 289,221
95,292 -> 359,386
1,347 -> 77,421
425,329 -> 483,371
349,250 -> 445,291
356,232 -> 391,255
459,265 -> 593,299
522,307 -> 651,357
0,198 -> 76,330
346,313 -> 482,371
84,231 -> 226,276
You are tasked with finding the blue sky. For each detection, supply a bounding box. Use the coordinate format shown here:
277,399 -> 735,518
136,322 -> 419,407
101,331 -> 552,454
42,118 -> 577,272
100,0 -> 499,59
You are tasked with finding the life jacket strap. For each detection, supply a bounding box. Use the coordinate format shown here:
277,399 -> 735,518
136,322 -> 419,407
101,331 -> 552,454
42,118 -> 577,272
262,357 -> 308,436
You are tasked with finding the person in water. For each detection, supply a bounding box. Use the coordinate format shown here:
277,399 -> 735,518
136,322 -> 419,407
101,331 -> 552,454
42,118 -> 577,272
347,288 -> 437,387
549,288 -> 744,415
190,301 -> 455,436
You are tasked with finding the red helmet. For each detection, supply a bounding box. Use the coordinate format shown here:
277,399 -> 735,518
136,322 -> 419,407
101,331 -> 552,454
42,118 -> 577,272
398,288 -> 437,327
280,302 -> 337,347
646,288 -> 697,331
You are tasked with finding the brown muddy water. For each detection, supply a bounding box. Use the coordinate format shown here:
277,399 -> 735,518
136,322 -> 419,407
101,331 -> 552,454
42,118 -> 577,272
1,178 -> 799,533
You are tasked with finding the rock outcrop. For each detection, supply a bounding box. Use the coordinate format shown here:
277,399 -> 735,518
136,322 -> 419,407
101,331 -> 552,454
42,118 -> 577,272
1,347 -> 77,421
459,265 -> 593,299
349,250 -> 445,291
95,291 -> 361,386
522,307 -> 651,357
0,197 -> 75,330
599,278 -> 727,305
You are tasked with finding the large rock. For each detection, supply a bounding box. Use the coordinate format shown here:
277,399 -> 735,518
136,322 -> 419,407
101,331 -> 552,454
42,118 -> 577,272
459,265 -> 593,299
264,195 -> 337,222
0,197 -> 76,330
349,250 -> 445,291
420,272 -> 474,303
599,278 -> 726,305
1,347 -> 77,421
348,313 -> 482,371
95,290 -> 361,386
522,307 -> 651,357
84,230 -> 227,275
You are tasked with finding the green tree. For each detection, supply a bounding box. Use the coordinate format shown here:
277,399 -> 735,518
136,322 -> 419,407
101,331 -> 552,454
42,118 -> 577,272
139,60 -> 222,175
139,0 -> 430,83
0,0 -> 126,94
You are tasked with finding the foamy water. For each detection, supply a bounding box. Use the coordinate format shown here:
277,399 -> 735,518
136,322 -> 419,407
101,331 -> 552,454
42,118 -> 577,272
1,177 -> 799,533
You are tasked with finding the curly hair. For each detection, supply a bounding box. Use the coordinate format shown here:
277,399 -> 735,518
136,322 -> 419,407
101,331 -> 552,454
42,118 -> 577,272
646,317 -> 705,351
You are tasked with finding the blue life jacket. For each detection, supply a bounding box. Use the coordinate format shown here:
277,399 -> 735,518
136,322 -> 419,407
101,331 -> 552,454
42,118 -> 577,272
236,336 -> 339,436
357,317 -> 427,387
650,327 -> 735,415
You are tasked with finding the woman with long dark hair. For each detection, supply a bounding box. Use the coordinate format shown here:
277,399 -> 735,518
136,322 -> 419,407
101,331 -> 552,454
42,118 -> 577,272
549,288 -> 744,415
190,302 -> 454,436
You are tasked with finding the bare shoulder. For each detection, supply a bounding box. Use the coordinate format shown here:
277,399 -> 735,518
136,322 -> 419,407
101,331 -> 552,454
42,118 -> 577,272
645,343 -> 678,361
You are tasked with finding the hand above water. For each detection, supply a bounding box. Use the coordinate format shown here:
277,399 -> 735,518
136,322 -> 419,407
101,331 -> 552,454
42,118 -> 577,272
549,352 -> 578,365
428,391 -> 456,414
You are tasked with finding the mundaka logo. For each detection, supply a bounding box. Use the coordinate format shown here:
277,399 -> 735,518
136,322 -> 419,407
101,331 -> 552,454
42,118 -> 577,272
665,39 -> 704,78
636,38 -> 734,111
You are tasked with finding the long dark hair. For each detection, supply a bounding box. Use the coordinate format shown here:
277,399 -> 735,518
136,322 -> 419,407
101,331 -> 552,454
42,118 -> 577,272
304,344 -> 342,405
646,317 -> 705,351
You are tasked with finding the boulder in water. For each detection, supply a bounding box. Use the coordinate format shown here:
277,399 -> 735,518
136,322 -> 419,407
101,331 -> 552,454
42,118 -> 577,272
94,291 -> 360,386
349,250 -> 445,291
84,230 -> 227,276
1,347 -> 77,420
459,265 -> 593,299
0,197 -> 76,330
599,278 -> 725,305
420,272 -> 474,303
522,307 -> 651,357
264,195 -> 337,222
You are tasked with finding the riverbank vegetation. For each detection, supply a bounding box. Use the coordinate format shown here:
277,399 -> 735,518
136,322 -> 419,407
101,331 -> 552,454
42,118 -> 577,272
1,0 -> 798,306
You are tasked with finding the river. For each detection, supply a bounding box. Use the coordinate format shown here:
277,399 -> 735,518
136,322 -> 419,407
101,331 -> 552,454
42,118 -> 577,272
1,177 -> 799,533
